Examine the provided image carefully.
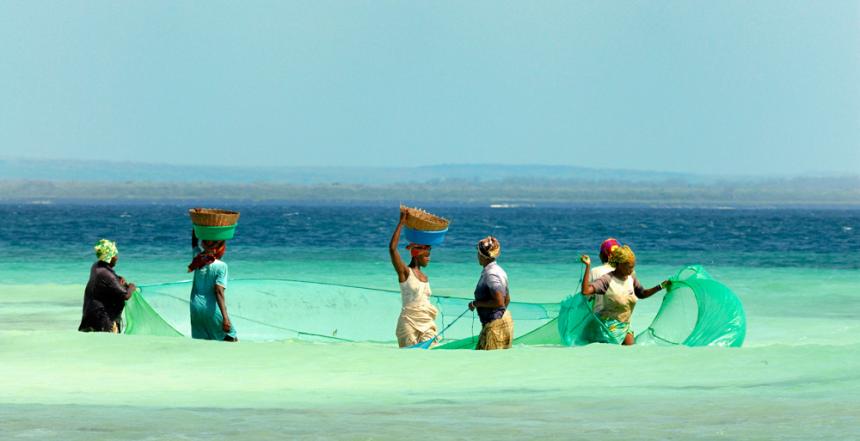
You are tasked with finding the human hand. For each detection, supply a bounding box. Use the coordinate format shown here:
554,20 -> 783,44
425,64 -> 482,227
661,280 -> 672,290
468,301 -> 476,311
580,255 -> 591,265
399,209 -> 409,225
127,283 -> 137,293
222,318 -> 232,332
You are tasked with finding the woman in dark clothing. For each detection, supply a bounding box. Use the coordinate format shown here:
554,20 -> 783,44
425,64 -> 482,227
79,239 -> 136,333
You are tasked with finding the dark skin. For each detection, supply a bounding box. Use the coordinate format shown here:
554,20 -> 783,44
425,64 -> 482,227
579,254 -> 670,346
468,254 -> 509,311
192,231 -> 233,336
215,284 -> 231,333
389,211 -> 431,283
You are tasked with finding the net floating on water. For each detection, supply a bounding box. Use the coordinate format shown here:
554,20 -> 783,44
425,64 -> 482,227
189,208 -> 240,227
124,278 -> 558,346
557,265 -> 746,347
124,265 -> 744,349
400,205 -> 449,231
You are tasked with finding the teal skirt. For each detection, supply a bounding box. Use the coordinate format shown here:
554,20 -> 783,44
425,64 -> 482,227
596,318 -> 631,344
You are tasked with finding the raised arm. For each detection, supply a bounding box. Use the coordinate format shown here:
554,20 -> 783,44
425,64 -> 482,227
580,255 -> 595,295
389,210 -> 410,282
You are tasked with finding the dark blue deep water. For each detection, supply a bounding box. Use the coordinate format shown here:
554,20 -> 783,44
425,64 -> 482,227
0,204 -> 857,270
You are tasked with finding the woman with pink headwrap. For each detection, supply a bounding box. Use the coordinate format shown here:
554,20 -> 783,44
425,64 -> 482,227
389,210 -> 438,347
588,238 -> 621,315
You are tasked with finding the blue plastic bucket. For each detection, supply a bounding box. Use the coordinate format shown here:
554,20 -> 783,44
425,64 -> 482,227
404,227 -> 447,246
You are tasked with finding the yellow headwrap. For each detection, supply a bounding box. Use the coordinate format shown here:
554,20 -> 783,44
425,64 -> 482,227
608,245 -> 635,267
94,239 -> 118,263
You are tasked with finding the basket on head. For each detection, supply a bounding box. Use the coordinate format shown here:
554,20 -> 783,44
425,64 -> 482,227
189,208 -> 240,227
400,205 -> 449,232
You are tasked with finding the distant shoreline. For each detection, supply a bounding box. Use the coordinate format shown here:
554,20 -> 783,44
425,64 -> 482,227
1,179 -> 858,209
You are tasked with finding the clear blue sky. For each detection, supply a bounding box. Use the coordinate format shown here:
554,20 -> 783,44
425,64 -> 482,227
1,1 -> 857,175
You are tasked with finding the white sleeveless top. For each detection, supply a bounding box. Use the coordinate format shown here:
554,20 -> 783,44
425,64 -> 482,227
399,268 -> 433,309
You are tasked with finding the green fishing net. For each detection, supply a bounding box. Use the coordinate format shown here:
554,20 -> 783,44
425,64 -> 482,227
124,278 -> 557,345
124,266 -> 745,348
557,265 -> 746,347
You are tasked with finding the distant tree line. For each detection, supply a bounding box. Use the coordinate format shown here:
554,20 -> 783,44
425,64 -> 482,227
0,176 -> 858,206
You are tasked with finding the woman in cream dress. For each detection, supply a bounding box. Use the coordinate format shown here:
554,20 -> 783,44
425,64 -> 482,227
388,210 -> 438,347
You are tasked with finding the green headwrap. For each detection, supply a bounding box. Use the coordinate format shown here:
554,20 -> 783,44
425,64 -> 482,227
94,239 -> 118,263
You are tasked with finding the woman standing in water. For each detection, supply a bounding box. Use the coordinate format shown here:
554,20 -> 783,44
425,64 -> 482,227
79,239 -> 136,333
589,238 -> 621,315
389,210 -> 438,347
580,245 -> 669,345
469,236 -> 513,350
188,231 -> 237,342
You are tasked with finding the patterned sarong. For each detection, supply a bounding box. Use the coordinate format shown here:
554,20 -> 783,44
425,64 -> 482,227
476,309 -> 514,350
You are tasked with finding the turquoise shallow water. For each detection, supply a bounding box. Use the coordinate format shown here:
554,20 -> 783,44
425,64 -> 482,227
1,205 -> 858,439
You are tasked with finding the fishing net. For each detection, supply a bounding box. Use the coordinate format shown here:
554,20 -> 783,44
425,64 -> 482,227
125,266 -> 744,348
124,278 -> 558,345
556,265 -> 746,347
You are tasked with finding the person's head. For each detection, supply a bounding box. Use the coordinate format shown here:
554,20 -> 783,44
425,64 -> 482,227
94,239 -> 119,267
202,240 -> 227,260
476,236 -> 501,266
608,245 -> 636,277
599,238 -> 620,263
406,243 -> 432,267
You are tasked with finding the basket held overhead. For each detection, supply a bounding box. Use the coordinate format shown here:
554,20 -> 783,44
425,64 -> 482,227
189,208 -> 240,227
400,205 -> 449,231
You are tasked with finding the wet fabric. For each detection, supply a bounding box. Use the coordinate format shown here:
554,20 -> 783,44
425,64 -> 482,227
598,318 -> 630,344
79,261 -> 129,333
476,310 -> 513,350
396,269 -> 438,347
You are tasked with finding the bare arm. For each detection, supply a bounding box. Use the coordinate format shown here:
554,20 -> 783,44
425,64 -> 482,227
214,284 -> 231,332
637,280 -> 671,299
388,211 -> 410,283
469,290 -> 506,309
580,255 -> 595,295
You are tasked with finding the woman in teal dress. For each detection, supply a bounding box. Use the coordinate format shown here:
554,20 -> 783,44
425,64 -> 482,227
188,231 -> 237,342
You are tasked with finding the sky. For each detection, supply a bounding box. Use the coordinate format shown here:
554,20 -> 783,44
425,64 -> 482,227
0,1 -> 858,175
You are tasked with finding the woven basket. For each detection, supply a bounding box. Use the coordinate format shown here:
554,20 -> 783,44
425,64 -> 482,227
189,208 -> 240,227
400,205 -> 449,231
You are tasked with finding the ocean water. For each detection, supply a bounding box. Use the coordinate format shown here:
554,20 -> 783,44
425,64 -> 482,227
1,204 -> 858,440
